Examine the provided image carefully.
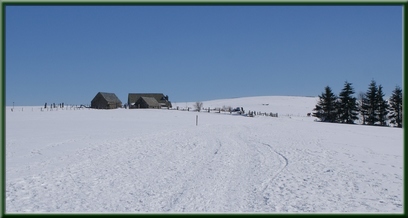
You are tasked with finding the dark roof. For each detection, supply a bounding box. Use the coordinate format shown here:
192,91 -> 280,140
140,97 -> 160,107
97,92 -> 122,104
128,93 -> 167,104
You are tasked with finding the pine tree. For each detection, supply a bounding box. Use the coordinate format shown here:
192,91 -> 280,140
334,99 -> 342,123
338,81 -> 359,124
362,80 -> 379,125
357,91 -> 367,125
313,86 -> 338,122
377,85 -> 389,126
388,86 -> 403,128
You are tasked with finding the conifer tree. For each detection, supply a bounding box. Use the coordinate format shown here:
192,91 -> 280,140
338,81 -> 359,124
334,99 -> 342,123
313,86 -> 338,122
377,85 -> 389,126
388,86 -> 403,128
362,80 -> 379,125
357,91 -> 367,125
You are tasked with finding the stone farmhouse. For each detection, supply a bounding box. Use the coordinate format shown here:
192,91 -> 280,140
91,92 -> 122,109
128,93 -> 172,109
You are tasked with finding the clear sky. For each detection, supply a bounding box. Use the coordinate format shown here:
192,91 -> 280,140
5,5 -> 402,106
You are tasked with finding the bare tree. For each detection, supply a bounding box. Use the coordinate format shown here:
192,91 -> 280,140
194,102 -> 203,112
222,105 -> 232,112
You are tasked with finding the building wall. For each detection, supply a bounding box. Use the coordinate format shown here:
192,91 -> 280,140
134,98 -> 160,109
91,94 -> 108,109
91,93 -> 122,109
107,103 -> 121,109
128,93 -> 171,108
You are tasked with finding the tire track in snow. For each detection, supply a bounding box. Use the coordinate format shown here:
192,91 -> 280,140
167,127 -> 269,212
246,139 -> 289,190
261,142 -> 289,184
241,134 -> 289,210
257,141 -> 289,207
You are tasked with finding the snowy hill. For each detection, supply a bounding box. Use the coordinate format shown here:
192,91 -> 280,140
174,96 -> 318,117
5,96 -> 403,213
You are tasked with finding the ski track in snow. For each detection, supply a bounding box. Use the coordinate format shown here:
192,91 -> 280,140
5,100 -> 403,213
7,127 -> 287,212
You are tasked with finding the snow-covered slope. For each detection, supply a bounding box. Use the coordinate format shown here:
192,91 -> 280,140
5,96 -> 403,213
173,96 -> 318,117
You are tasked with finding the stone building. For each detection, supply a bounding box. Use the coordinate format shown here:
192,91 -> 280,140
91,92 -> 122,109
128,93 -> 172,109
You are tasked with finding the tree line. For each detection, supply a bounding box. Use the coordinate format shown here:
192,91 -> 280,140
313,80 -> 402,128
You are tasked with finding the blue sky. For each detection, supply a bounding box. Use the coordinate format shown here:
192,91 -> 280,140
5,5 -> 402,106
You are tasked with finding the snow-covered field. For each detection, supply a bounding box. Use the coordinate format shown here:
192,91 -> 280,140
5,96 -> 403,213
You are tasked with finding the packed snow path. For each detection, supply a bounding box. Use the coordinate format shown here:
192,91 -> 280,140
6,105 -> 403,213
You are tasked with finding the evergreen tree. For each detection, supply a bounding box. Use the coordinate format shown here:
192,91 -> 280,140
313,86 -> 338,122
362,80 -> 379,125
313,104 -> 323,120
338,81 -> 359,124
334,99 -> 342,123
377,85 -> 389,126
357,91 -> 367,125
388,86 -> 403,128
